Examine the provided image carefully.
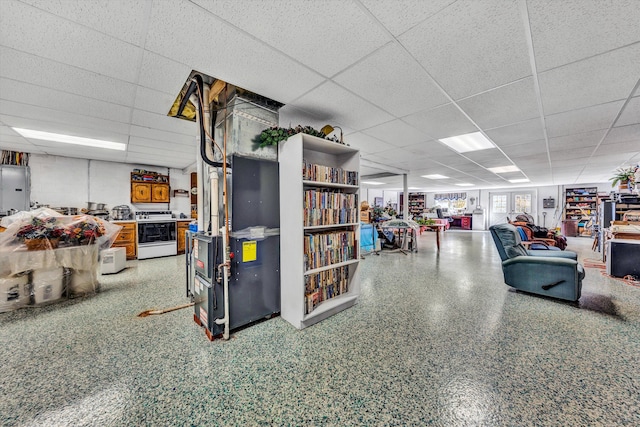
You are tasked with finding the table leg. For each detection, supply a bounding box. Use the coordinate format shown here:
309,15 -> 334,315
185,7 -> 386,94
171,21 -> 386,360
436,227 -> 440,250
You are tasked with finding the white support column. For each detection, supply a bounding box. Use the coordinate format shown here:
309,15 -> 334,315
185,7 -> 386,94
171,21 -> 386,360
403,174 -> 409,220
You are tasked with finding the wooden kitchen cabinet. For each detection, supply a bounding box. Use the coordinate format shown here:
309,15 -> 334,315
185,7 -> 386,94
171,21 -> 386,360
111,221 -> 137,259
177,220 -> 190,254
130,172 -> 170,204
131,182 -> 152,203
151,183 -> 170,203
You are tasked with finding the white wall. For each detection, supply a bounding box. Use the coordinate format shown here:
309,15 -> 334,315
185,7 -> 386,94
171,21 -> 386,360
29,154 -> 192,217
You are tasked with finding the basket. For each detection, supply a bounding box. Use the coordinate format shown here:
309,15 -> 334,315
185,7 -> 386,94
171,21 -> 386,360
24,238 -> 60,251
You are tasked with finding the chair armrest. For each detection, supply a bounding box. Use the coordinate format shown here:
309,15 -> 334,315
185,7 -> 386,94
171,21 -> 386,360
504,256 -> 577,268
527,249 -> 577,260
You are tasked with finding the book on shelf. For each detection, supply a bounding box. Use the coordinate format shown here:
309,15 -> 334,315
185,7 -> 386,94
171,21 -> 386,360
303,189 -> 358,226
303,230 -> 357,271
304,265 -> 350,314
302,160 -> 358,185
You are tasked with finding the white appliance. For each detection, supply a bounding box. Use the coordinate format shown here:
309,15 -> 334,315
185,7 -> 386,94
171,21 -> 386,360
135,211 -> 177,260
101,247 -> 126,274
472,208 -> 486,230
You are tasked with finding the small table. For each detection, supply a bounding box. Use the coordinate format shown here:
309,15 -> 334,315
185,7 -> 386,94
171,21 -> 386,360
419,224 -> 446,250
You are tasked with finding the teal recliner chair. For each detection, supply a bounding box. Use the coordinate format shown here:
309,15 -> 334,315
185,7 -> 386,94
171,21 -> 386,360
489,223 -> 584,301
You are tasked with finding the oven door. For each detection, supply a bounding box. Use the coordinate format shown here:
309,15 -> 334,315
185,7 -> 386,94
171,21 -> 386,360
137,221 -> 176,245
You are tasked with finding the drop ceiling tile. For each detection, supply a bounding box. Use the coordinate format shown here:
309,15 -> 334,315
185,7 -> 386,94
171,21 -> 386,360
138,50 -> 192,96
360,0 -> 456,36
399,0 -> 531,99
291,81 -> 393,131
343,132 -> 390,155
595,140 -> 640,155
458,78 -> 539,129
0,1 -> 143,83
545,101 -> 625,138
616,96 -> 640,127
0,100 -> 130,136
603,123 -> 640,144
129,136 -> 195,152
362,119 -> 431,147
402,103 -> 477,139
191,0 -> 391,77
134,86 -> 176,115
404,140 -> 454,157
0,114 -> 129,144
366,147 -> 416,164
0,78 -> 132,124
550,148 -> 593,163
334,43 -> 449,117
0,47 -> 137,106
501,140 -> 548,159
18,0 -> 152,46
145,1 -> 325,104
127,143 -> 194,160
485,118 -> 545,147
129,125 -> 195,145
538,44 -> 640,115
527,0 -> 640,72
131,109 -> 196,136
548,130 -> 606,151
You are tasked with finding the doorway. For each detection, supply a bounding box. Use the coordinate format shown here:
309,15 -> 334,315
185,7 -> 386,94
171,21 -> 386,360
489,190 -> 536,226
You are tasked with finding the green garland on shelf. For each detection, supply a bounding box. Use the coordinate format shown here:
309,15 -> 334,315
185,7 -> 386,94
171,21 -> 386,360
254,125 -> 334,148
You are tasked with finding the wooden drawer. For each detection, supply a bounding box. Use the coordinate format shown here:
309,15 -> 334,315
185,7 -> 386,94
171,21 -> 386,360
111,222 -> 137,259
115,229 -> 135,243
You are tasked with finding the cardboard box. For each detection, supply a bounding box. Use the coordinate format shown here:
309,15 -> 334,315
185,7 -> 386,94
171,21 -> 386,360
32,268 -> 64,304
0,275 -> 29,312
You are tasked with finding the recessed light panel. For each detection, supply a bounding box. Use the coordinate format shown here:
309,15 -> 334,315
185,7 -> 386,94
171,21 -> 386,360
13,128 -> 126,151
509,178 -> 530,183
361,180 -> 385,185
487,165 -> 520,173
455,183 -> 474,187
421,174 -> 449,179
438,132 -> 495,153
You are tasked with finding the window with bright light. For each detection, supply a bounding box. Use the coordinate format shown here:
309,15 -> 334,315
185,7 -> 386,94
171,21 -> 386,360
514,194 -> 532,213
492,195 -> 507,214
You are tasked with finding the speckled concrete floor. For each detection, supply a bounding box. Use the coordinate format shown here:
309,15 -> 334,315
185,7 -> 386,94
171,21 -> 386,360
1,231 -> 639,426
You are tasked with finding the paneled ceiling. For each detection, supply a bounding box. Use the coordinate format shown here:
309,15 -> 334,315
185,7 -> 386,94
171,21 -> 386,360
0,0 -> 638,191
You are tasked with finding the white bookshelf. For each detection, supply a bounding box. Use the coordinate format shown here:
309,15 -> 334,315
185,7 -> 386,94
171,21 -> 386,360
279,133 -> 361,329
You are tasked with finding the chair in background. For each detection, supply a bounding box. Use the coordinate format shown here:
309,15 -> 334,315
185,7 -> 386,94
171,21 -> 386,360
489,223 -> 584,302
516,226 -> 560,251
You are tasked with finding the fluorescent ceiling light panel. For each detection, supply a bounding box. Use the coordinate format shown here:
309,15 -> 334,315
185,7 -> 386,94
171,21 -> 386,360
12,127 -> 126,151
455,183 -> 474,187
509,178 -> 530,183
438,132 -> 495,153
487,165 -> 520,173
421,174 -> 449,179
361,180 -> 385,185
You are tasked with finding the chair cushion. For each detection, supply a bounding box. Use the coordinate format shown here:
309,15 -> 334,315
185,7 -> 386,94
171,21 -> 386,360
490,224 -> 528,259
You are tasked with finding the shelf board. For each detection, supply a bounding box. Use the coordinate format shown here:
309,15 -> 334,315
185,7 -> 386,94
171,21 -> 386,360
303,180 -> 359,189
304,259 -> 359,276
304,222 -> 359,231
303,293 -> 358,321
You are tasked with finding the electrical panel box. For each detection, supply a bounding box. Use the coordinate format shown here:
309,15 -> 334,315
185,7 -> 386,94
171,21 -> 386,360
0,165 -> 30,215
543,198 -> 555,208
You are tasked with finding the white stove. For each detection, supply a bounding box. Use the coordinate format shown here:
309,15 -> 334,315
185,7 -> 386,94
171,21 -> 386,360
135,211 -> 177,259
135,210 -> 174,222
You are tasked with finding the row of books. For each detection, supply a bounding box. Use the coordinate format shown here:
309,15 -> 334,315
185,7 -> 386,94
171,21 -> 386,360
303,230 -> 357,271
304,208 -> 358,227
304,189 -> 358,226
303,161 -> 358,185
304,265 -> 350,315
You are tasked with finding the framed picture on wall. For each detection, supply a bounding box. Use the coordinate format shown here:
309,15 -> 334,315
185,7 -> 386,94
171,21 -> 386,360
374,197 -> 383,207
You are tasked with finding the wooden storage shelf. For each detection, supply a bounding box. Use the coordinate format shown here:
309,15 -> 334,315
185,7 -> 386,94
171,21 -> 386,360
131,172 -> 170,203
111,221 -> 137,259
